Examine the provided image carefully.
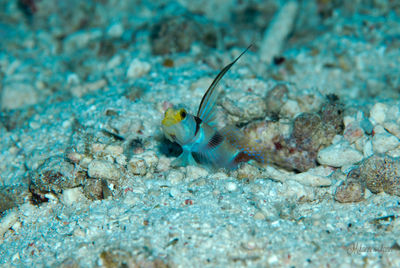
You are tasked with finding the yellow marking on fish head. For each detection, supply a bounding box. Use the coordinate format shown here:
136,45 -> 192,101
162,108 -> 187,127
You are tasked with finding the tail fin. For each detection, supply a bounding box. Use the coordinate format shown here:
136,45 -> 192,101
220,126 -> 267,165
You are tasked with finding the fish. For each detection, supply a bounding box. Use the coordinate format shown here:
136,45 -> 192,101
161,45 -> 266,170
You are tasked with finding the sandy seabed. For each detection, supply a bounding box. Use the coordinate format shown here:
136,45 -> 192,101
1,0 -> 400,267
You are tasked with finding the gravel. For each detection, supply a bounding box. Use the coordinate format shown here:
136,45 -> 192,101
1,0 -> 400,266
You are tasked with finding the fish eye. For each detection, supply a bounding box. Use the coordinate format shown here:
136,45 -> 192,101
180,109 -> 186,119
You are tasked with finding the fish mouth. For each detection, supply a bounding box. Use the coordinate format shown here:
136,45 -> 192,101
161,123 -> 176,142
161,108 -> 180,127
161,117 -> 177,127
167,133 -> 176,142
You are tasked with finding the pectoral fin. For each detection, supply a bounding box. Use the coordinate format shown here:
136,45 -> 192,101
171,150 -> 197,167
220,125 -> 267,164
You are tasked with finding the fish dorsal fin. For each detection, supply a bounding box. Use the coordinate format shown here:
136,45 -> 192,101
197,45 -> 252,125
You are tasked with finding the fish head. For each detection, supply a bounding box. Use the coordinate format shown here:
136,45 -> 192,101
161,107 -> 196,145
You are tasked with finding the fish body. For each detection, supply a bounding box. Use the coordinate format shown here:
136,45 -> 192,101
161,46 -> 265,170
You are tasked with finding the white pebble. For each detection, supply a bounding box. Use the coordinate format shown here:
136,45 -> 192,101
279,180 -> 314,201
169,187 -> 181,198
105,145 -> 124,155
0,210 -> 19,237
387,105 -> 400,121
157,156 -> 171,172
363,139 -> 374,157
11,221 -> 22,233
61,187 -> 85,206
317,143 -> 363,167
372,132 -> 400,154
140,151 -> 159,172
186,166 -> 208,180
190,77 -> 213,91
88,160 -> 121,181
373,124 -> 386,134
236,163 -> 261,180
11,253 -> 20,262
106,22 -> 124,38
63,29 -> 102,53
280,99 -> 301,117
226,181 -> 238,192
67,73 -> 80,85
209,172 -> 229,180
85,79 -> 107,92
1,83 -> 38,110
107,55 -> 122,69
115,154 -> 127,166
260,1 -> 298,64
387,147 -> 400,157
268,255 -> 279,265
343,122 -> 364,144
166,170 -> 185,184
383,120 -> 400,139
80,157 -> 93,169
263,165 -> 291,183
253,212 -> 266,220
70,79 -> 107,97
126,59 -> 151,79
123,192 -> 141,205
370,103 -> 387,124
289,169 -> 332,187
128,157 -> 147,176
343,115 -> 356,128
91,143 -> 106,153
354,135 -> 367,152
